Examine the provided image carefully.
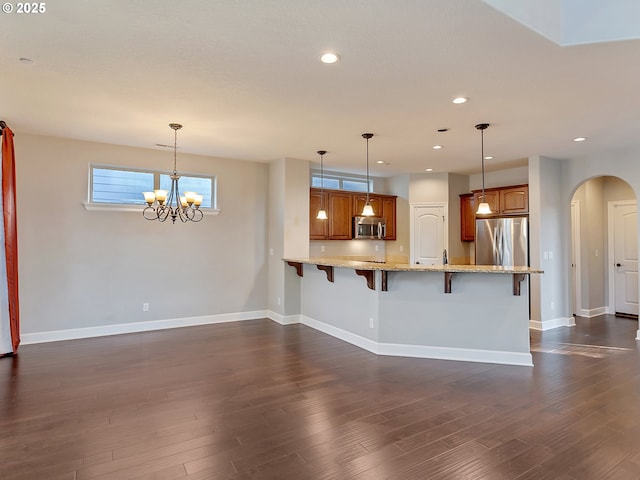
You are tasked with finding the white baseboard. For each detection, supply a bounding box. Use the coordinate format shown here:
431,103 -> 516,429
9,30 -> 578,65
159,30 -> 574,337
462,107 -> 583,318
300,315 -> 533,367
529,316 -> 576,331
21,310 -> 269,345
267,310 -> 301,325
636,329 -> 640,341
300,315 -> 379,353
578,307 -> 608,318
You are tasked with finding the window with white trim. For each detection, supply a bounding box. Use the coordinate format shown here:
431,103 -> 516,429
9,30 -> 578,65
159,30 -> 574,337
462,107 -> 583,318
310,170 -> 371,192
88,165 -> 216,208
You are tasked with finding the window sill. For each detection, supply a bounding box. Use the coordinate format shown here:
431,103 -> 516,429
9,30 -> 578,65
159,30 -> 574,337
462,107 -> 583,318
82,203 -> 221,215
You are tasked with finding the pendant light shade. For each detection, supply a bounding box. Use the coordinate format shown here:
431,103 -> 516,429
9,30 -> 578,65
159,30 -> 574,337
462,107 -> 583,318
475,123 -> 492,215
316,150 -> 328,220
362,133 -> 375,216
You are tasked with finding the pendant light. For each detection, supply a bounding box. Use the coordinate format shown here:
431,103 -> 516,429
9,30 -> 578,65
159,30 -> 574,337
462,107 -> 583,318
361,133 -> 375,216
475,123 -> 492,215
316,150 -> 328,220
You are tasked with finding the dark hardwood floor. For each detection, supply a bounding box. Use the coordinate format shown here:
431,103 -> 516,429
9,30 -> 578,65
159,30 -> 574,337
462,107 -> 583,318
1,315 -> 639,480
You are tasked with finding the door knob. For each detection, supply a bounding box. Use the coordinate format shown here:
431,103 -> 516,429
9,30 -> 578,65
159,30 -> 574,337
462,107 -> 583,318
616,263 -> 622,267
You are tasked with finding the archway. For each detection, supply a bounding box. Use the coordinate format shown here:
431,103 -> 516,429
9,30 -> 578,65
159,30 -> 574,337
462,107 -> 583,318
569,176 -> 637,321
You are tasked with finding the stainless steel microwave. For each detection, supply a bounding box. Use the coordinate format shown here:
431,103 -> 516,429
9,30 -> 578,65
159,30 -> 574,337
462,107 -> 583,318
353,216 -> 386,239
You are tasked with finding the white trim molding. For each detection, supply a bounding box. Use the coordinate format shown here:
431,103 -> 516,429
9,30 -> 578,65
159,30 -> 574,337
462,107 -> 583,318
301,315 -> 532,367
529,316 -> 576,331
267,311 -> 301,325
577,307 -> 609,318
82,202 -> 221,215
21,310 -> 268,345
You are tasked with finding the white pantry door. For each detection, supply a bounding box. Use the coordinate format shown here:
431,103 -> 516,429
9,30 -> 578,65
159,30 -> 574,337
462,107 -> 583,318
411,204 -> 446,265
613,202 -> 638,316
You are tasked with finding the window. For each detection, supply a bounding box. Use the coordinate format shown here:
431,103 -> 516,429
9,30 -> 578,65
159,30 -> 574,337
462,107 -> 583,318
88,165 -> 216,209
311,170 -> 371,192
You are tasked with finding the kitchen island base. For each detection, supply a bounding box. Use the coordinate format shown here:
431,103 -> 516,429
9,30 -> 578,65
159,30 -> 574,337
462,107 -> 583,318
283,261 -> 535,366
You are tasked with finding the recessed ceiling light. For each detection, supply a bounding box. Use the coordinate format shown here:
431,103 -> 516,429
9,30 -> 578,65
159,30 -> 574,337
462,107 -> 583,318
425,168 -> 433,172
320,53 -> 340,64
19,57 -> 34,64
452,97 -> 467,104
484,155 -> 493,160
573,137 -> 587,142
376,160 -> 385,164
432,145 -> 443,150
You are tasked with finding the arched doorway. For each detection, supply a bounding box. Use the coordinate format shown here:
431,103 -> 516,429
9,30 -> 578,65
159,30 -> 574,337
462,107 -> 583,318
570,176 -> 637,319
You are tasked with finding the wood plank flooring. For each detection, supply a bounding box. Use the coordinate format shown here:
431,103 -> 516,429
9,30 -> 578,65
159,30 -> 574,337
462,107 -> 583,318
1,315 -> 639,479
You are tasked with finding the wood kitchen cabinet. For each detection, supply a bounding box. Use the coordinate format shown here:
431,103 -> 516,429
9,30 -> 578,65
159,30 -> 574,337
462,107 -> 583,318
309,188 -> 397,240
327,191 -> 353,240
309,189 -> 328,240
459,193 -> 475,242
381,196 -> 397,240
463,184 -> 529,242
473,190 -> 500,216
500,185 -> 529,214
353,194 -> 382,218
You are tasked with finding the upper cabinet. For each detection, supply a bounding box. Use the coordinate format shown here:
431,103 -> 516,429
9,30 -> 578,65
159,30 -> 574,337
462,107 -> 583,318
381,196 -> 397,240
353,194 -> 382,218
500,185 -> 529,214
310,188 -> 397,240
327,191 -> 353,240
309,189 -> 328,240
472,190 -> 500,215
461,184 -> 529,242
459,193 -> 475,242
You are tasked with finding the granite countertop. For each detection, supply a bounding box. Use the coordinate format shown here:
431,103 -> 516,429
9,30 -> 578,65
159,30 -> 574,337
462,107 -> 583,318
283,257 -> 543,274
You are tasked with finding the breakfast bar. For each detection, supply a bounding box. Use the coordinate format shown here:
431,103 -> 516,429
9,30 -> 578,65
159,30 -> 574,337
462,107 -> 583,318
283,258 -> 543,366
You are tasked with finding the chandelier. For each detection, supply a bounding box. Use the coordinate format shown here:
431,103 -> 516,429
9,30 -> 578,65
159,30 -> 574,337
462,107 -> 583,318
142,123 -> 204,223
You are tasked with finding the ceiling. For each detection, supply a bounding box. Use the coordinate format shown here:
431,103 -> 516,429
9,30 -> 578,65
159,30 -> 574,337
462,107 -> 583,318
2,1 -> 640,177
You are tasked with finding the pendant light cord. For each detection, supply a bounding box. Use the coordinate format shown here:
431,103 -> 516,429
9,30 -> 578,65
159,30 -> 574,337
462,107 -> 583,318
481,128 -> 485,201
366,138 -> 370,202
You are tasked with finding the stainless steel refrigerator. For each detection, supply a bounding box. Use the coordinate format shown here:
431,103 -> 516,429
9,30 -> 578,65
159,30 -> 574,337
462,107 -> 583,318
475,217 -> 529,266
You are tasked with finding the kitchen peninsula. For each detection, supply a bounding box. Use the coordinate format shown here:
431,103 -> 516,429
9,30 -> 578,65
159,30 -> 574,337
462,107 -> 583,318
283,258 -> 543,366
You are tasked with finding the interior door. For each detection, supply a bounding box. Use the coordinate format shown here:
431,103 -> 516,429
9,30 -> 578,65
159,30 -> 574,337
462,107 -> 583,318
412,205 -> 445,265
613,202 -> 638,316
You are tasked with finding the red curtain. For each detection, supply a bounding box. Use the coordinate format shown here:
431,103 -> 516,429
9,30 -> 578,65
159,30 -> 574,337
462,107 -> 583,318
1,126 -> 19,354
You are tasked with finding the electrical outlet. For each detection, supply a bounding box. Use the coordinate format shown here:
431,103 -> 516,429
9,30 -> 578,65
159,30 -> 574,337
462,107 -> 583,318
277,297 -> 281,306
320,245 -> 325,253
550,301 -> 555,310
143,303 -> 149,312
400,245 -> 404,252
269,248 -> 274,256
369,318 -> 374,329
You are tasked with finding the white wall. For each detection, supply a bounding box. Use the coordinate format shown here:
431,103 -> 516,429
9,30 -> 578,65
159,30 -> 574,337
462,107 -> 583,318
409,172 -> 449,203
17,134 -> 269,335
386,174 -> 410,260
268,158 -> 309,317
529,156 -> 570,327
469,165 -> 528,191
447,173 -> 471,264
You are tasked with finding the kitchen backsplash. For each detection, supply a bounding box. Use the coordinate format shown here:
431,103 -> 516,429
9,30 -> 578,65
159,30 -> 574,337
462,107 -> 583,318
309,240 -> 386,262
